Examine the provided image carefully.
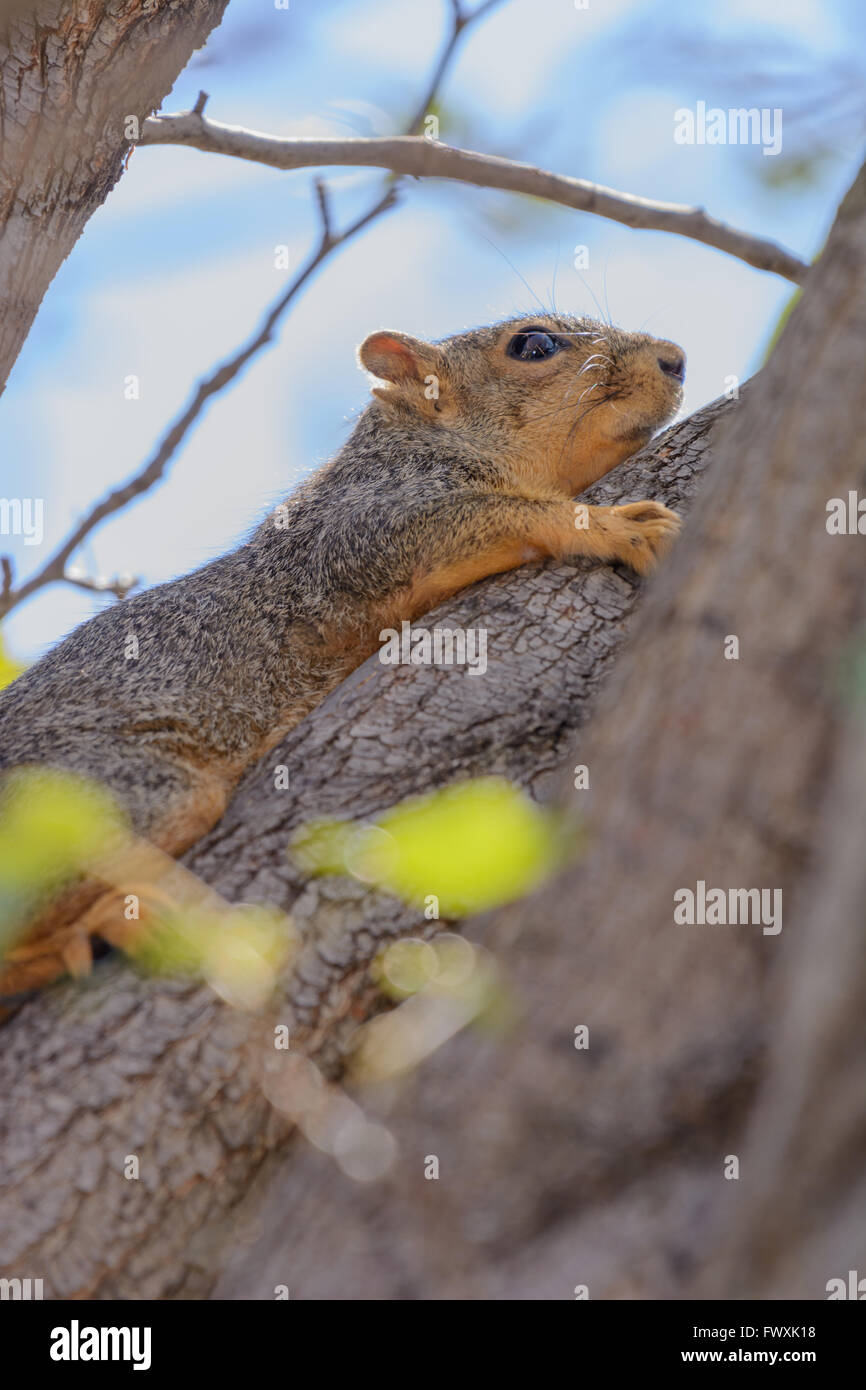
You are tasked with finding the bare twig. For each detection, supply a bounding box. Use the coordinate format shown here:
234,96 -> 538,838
313,177 -> 334,247
0,558 -> 12,605
0,187 -> 397,621
404,0 -> 497,133
62,570 -> 139,602
0,1 -> 499,623
138,119 -> 809,287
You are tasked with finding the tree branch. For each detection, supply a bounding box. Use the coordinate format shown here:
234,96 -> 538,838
61,570 -> 139,603
2,145 -> 861,1293
0,184 -> 399,625
0,0 -> 502,624
0,392 -> 730,1298
403,0 -> 504,134
0,0 -> 232,395
138,118 -> 809,286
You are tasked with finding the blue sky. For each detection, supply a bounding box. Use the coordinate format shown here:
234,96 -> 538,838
2,0 -> 864,661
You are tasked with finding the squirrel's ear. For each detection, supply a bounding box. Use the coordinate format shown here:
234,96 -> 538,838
358,331 -> 435,385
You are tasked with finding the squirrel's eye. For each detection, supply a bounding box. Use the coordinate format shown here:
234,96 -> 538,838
507,330 -> 560,361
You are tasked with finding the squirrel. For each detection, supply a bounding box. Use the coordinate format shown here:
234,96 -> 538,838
0,313 -> 684,998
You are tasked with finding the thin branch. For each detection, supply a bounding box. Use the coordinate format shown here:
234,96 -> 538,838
404,0 -> 478,133
313,176 -> 334,247
138,119 -> 809,287
0,0 -> 496,623
0,187 -> 398,621
62,570 -> 139,602
0,557 -> 12,605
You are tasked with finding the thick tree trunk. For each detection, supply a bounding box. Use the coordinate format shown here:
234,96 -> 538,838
0,0 -> 229,394
0,160 -> 863,1301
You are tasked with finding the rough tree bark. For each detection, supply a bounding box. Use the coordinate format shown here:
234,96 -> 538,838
214,160 -> 866,1302
0,0 -> 229,394
0,161 -> 863,1300
0,392 -> 727,1298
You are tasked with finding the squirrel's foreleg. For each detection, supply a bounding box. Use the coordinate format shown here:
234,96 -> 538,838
532,497 -> 681,576
399,493 -> 681,617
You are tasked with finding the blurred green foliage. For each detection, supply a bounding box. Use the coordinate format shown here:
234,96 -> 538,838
133,899 -> 293,1009
0,769 -> 125,895
0,768 -> 127,956
0,763 -> 293,1005
754,148 -> 836,193
0,631 -> 24,690
761,286 -> 802,364
836,637 -> 866,714
292,775 -> 566,916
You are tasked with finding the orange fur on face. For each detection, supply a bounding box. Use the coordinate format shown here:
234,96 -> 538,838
420,314 -> 685,497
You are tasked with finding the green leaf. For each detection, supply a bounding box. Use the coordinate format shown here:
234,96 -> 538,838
0,769 -> 126,893
0,631 -> 24,690
292,776 -> 567,916
0,768 -> 127,956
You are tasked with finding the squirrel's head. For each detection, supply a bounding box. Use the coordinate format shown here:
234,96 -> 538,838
358,314 -> 685,493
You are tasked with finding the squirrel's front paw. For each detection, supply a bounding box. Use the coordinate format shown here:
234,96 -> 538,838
605,500 -> 681,574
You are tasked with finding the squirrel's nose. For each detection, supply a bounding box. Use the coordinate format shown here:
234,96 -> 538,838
658,352 -> 685,383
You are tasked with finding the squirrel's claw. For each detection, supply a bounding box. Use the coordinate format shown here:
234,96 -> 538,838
610,500 -> 681,574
